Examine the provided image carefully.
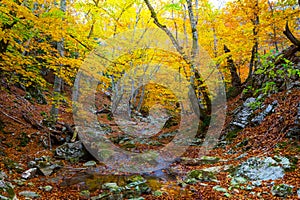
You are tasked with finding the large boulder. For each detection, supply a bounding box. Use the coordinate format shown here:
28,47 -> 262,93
233,156 -> 290,181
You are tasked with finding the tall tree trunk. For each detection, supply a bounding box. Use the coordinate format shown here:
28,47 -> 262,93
50,0 -> 66,123
144,0 -> 212,136
246,0 -> 259,82
267,0 -> 279,51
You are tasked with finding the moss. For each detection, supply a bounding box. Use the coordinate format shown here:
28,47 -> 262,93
18,132 -> 29,147
226,128 -> 242,141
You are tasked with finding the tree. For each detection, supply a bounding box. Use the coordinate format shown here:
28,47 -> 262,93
143,0 -> 219,136
50,0 -> 66,123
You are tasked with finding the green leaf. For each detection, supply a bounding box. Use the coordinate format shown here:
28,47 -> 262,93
164,3 -> 182,11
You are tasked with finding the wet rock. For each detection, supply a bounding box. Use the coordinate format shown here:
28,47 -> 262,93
21,168 -> 37,179
55,141 -> 86,160
19,191 -> 40,198
271,184 -> 293,197
125,175 -> 151,195
234,157 -> 287,181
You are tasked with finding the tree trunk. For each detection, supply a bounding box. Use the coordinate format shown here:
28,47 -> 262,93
224,45 -> 242,88
50,0 -> 66,123
246,0 -> 259,83
267,0 -> 279,51
144,0 -> 212,137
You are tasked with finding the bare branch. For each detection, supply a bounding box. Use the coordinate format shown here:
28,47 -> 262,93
143,0 -> 191,65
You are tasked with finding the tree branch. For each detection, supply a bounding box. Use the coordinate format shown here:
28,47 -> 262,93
283,21 -> 300,47
143,0 -> 191,66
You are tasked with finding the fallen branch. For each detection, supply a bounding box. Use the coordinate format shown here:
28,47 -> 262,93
22,111 -> 44,130
0,105 -> 29,127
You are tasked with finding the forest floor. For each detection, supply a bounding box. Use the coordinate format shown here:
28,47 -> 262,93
0,81 -> 299,199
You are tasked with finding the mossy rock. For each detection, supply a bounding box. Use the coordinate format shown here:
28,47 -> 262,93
187,170 -> 217,182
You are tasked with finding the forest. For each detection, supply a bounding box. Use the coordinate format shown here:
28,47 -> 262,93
0,0 -> 299,199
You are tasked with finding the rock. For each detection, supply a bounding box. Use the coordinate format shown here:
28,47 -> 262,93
91,193 -> 109,200
251,180 -> 262,187
235,153 -> 248,160
200,165 -> 234,174
128,197 -> 145,200
183,178 -> 197,184
27,182 -> 35,187
80,190 -> 90,198
0,179 -> 16,200
125,175 -> 151,195
186,169 -> 218,182
83,161 -> 97,167
224,192 -> 232,198
27,161 -> 37,168
297,188 -> 300,199
200,156 -> 220,164
231,98 -> 255,129
234,157 -> 286,181
21,168 -> 37,179
227,98 -> 277,136
39,185 -> 53,192
180,156 -> 220,166
38,164 -> 62,176
213,185 -> 227,193
102,183 -> 121,192
273,155 -> 291,169
55,141 -> 86,160
271,184 -> 293,197
19,191 -> 40,198
13,179 -> 26,186
230,176 -> 248,186
251,100 -> 278,125
0,171 -> 7,180
243,97 -> 257,107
